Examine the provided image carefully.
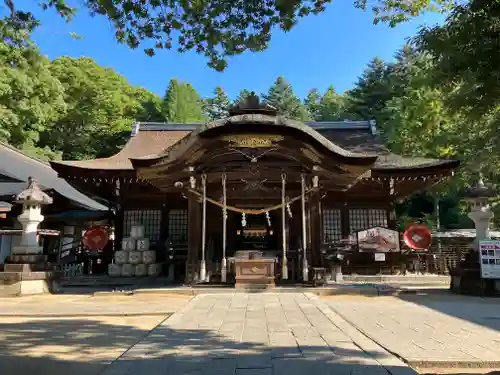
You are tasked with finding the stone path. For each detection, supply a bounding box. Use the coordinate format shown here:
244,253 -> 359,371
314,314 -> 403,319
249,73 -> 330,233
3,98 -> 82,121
324,294 -> 500,368
102,293 -> 414,375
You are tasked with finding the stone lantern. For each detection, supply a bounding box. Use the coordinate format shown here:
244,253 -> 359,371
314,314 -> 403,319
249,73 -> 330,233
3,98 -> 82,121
450,175 -> 500,296
10,177 -> 53,260
1,178 -> 58,296
463,175 -> 497,249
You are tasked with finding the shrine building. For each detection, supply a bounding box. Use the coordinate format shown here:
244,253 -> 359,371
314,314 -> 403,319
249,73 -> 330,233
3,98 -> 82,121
50,96 -> 459,284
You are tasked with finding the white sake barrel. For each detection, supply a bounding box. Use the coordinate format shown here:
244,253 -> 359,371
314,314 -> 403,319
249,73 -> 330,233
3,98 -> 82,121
135,264 -> 147,277
136,238 -> 150,251
108,263 -> 122,277
142,250 -> 156,265
114,250 -> 128,265
121,263 -> 134,277
130,225 -> 145,239
121,237 -> 136,251
148,263 -> 162,276
128,251 -> 142,265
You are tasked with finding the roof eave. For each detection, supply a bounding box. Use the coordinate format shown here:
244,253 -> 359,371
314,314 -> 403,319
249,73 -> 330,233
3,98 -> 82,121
372,160 -> 460,176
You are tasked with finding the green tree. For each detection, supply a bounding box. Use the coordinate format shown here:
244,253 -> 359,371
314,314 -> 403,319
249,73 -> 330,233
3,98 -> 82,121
38,56 -> 161,159
234,89 -> 252,106
4,0 -> 454,71
304,89 -> 322,120
416,0 -> 500,116
0,19 -> 65,160
162,79 -> 204,123
318,86 -> 346,121
204,86 -> 231,120
262,76 -> 311,121
344,57 -> 392,124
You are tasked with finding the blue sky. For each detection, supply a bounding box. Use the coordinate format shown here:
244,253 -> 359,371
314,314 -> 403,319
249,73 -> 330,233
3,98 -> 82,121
13,1 -> 444,100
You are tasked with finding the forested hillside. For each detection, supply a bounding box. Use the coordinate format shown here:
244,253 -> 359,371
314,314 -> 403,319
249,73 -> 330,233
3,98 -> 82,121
1,3 -> 498,230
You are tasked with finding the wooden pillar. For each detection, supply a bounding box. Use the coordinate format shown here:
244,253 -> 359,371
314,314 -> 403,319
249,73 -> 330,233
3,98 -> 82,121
186,194 -> 201,282
309,192 -> 321,266
301,174 -> 308,282
281,173 -> 288,280
113,182 -> 124,251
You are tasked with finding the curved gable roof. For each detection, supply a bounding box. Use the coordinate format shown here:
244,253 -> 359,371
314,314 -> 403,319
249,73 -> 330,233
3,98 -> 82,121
129,115 -> 378,168
50,120 -> 459,175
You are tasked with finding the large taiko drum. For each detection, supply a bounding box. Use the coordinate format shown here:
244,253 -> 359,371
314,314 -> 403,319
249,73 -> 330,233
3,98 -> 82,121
404,224 -> 432,250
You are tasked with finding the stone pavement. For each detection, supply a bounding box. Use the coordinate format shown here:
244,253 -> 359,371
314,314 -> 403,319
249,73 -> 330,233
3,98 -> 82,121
101,293 -> 415,375
0,293 -> 191,316
323,294 -> 500,368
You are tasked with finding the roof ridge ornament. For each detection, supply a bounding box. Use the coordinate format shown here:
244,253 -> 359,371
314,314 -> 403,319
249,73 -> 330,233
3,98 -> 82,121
229,92 -> 277,116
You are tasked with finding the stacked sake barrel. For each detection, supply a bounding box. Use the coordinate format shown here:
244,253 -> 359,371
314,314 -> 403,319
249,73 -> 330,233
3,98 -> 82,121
108,224 -> 162,277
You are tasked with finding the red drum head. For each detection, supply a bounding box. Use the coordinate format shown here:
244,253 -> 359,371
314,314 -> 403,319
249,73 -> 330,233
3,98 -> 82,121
403,224 -> 432,250
82,226 -> 109,251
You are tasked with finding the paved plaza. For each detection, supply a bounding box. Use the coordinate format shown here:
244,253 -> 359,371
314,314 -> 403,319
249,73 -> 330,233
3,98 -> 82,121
324,294 -> 500,369
100,293 -> 412,375
1,291 -> 500,375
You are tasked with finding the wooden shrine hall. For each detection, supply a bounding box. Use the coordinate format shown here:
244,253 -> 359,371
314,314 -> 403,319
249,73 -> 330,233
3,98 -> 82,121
50,95 -> 460,285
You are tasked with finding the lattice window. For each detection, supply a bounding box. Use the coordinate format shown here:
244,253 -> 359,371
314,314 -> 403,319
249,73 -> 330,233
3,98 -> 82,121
168,209 -> 188,244
348,209 -> 387,233
323,209 -> 342,243
123,210 -> 161,241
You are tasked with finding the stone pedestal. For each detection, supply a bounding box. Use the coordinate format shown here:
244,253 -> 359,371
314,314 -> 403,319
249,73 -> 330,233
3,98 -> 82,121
0,259 -> 59,296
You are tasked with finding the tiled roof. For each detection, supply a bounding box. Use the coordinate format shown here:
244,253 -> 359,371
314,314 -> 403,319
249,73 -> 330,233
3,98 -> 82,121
50,120 -> 459,173
51,129 -> 190,170
0,142 -> 107,210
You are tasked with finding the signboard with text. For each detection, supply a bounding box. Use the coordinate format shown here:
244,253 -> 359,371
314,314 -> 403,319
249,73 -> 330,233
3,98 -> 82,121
479,240 -> 500,279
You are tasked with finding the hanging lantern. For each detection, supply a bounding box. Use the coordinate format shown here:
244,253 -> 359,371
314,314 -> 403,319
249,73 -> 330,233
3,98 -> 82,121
189,176 -> 196,189
241,213 -> 247,227
265,211 -> 271,227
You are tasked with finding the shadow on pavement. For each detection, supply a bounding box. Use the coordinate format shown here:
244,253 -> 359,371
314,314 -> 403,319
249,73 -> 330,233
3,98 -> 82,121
0,317 -> 412,375
396,291 -> 500,333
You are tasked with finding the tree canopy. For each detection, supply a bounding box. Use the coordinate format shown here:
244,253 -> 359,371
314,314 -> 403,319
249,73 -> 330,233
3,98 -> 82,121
5,0 -> 454,71
416,0 -> 500,116
3,2 -> 500,228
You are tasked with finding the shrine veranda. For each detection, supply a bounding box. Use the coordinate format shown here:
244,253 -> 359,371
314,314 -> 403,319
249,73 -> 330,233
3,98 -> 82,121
50,98 -> 459,283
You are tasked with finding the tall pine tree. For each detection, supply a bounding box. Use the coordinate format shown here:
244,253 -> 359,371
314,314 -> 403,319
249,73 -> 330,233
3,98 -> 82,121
344,57 -> 392,123
304,89 -> 321,120
318,86 -> 346,121
262,76 -> 311,121
162,79 -> 205,123
234,89 -> 252,105
204,86 -> 231,120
